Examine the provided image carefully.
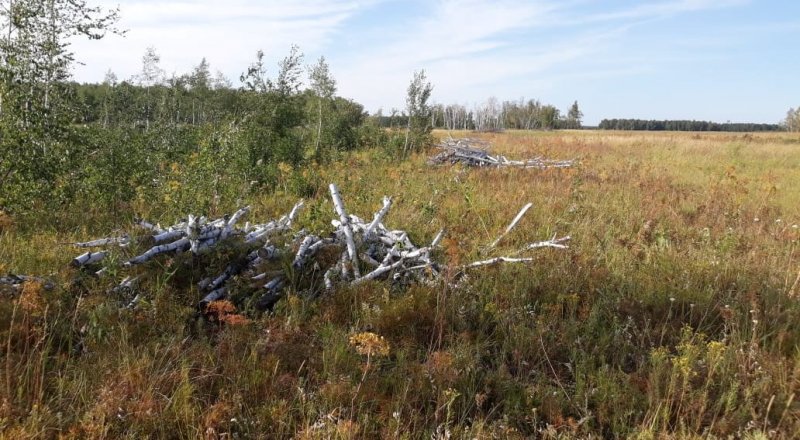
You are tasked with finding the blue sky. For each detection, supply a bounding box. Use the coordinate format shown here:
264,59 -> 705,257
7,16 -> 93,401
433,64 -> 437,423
69,0 -> 800,125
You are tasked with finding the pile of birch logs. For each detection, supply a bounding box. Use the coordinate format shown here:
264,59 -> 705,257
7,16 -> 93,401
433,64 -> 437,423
67,183 -> 570,312
428,138 -> 575,169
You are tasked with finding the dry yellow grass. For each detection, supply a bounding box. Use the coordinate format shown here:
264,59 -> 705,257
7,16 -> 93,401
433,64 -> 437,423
1,130 -> 798,438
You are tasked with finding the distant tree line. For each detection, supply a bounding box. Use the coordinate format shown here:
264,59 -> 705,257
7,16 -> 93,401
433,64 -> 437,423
598,118 -> 784,132
371,98 -> 583,131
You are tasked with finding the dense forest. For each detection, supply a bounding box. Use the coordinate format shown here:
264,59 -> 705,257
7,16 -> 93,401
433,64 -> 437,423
599,118 -> 784,132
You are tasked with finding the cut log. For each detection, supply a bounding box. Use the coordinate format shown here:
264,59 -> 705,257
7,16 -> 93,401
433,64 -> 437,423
125,237 -> 190,266
329,184 -> 360,278
71,251 -> 108,267
72,236 -> 130,248
488,202 -> 533,249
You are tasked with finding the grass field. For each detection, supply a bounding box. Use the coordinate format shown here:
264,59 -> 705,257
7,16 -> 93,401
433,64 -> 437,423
1,130 -> 799,438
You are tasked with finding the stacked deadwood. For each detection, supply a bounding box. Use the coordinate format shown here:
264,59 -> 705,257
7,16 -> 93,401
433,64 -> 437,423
0,274 -> 54,293
68,183 -> 570,312
429,137 -> 575,169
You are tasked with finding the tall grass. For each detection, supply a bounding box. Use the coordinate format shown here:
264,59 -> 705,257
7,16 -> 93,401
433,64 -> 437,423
1,130 -> 798,438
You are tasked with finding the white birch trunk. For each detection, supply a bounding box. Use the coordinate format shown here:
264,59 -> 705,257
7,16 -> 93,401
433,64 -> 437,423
364,196 -> 392,240
329,184 -> 360,277
488,202 -> 533,249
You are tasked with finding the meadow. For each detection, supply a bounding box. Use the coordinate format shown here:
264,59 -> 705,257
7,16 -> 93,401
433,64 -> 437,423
1,129 -> 799,438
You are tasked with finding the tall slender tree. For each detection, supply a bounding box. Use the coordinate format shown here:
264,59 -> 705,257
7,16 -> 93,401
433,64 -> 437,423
785,107 -> 799,132
567,100 -> 583,129
308,56 -> 336,161
403,69 -> 433,156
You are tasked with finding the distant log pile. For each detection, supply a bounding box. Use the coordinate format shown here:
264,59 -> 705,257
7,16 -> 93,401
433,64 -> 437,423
0,274 -> 54,293
428,138 -> 575,169
49,183 -> 568,312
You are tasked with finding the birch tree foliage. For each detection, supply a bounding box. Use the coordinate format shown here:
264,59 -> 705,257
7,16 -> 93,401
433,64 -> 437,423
785,107 -> 799,132
239,47 -> 307,182
403,69 -> 433,156
0,0 -> 121,210
567,100 -> 583,129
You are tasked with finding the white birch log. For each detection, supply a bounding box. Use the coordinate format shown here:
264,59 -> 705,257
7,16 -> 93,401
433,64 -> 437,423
431,229 -> 445,248
338,251 -> 350,280
286,200 -> 304,225
72,236 -> 130,248
198,277 -> 212,290
200,287 -> 227,305
0,274 -> 54,290
352,259 -> 405,284
153,229 -> 185,244
244,224 -> 276,243
292,235 -> 317,269
125,237 -> 190,266
324,265 -> 338,291
329,184 -> 360,277
359,253 -> 381,267
430,138 -> 575,169
463,256 -> 534,269
72,251 -> 108,267
522,235 -> 571,250
488,202 -> 533,249
126,293 -> 143,309
136,219 -> 163,233
264,276 -> 285,292
112,275 -> 139,294
206,266 -> 235,292
257,244 -> 281,261
186,215 -> 201,254
222,206 -> 250,239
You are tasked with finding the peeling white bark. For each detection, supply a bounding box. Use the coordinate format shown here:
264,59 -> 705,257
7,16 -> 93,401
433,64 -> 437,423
329,184 -> 360,278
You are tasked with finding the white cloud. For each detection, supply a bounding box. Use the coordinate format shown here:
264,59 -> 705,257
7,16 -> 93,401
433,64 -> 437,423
335,0 -> 752,112
334,0 -> 561,110
69,0 -> 381,82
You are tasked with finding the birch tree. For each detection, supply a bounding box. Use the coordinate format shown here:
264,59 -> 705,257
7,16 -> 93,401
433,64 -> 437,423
402,69 -> 433,156
785,107 -> 799,132
308,56 -> 336,161
135,46 -> 164,130
567,100 -> 583,129
0,0 -> 121,211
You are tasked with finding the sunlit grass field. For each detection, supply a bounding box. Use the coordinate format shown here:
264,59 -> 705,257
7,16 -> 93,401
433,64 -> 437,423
1,130 -> 799,438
